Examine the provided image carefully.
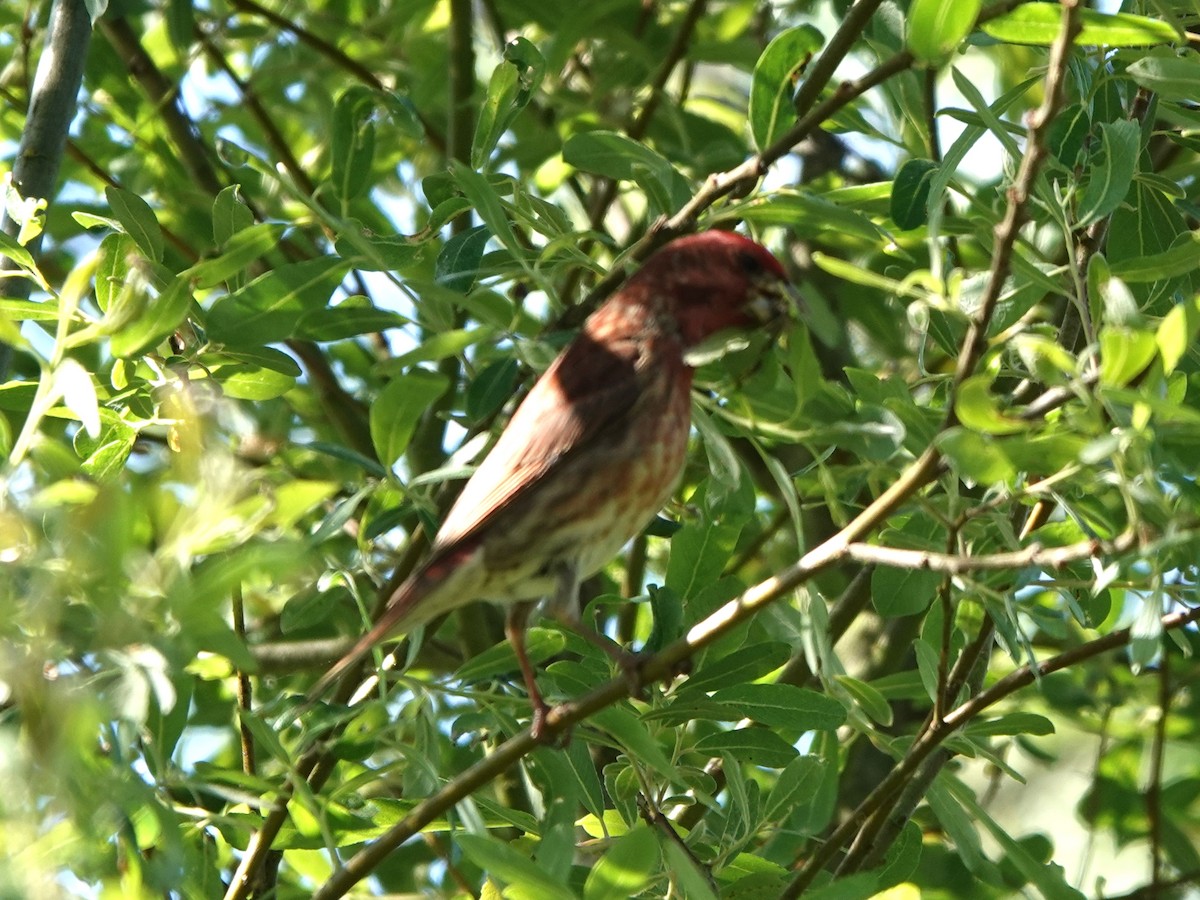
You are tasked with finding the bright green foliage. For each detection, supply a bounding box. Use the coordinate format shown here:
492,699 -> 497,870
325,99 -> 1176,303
2,1 -> 1200,899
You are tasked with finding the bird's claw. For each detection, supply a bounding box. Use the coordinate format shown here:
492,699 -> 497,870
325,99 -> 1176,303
529,702 -> 572,747
612,647 -> 648,700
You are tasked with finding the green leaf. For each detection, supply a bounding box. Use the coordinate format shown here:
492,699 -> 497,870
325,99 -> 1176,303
945,775 -> 1086,899
812,252 -> 907,294
834,675 -> 893,726
749,25 -> 824,150
1047,102 -> 1091,167
106,186 -> 164,263
294,303 -> 406,341
879,820 -> 924,888
377,327 -> 492,374
964,712 -> 1055,737
111,275 -> 193,358
711,683 -> 845,732
666,479 -> 751,598
935,427 -> 1016,485
331,87 -> 377,201
212,185 -> 254,247
690,405 -> 742,487
187,222 -> 288,288
981,6 -> 1180,47
54,359 -> 100,438
206,257 -> 349,345
0,230 -> 36,270
583,825 -> 659,900
955,374 -> 1029,435
369,369 -> 450,468
764,754 -> 828,823
908,0 -> 981,63
449,162 -> 526,261
454,628 -> 565,683
94,232 -> 138,313
663,840 -> 719,900
872,511 -> 950,619
1110,230 -> 1200,283
926,778 -> 992,877
213,364 -> 297,400
1156,295 -> 1200,375
593,706 -> 676,778
465,358 -> 520,422
681,643 -> 792,695
1127,54 -> 1200,101
472,62 -> 521,169
694,726 -> 798,768
457,833 -> 576,900
562,131 -> 691,217
730,191 -> 884,242
471,38 -> 544,170
436,224 -> 491,293
1099,327 -> 1157,387
165,0 -> 194,53
891,158 -> 939,230
1076,121 -> 1139,228
872,559 -> 941,618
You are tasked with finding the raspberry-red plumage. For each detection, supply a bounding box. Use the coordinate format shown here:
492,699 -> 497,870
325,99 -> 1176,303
311,231 -> 789,717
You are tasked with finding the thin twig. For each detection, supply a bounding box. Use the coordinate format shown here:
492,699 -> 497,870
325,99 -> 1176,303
786,3 -> 1085,890
231,585 -> 258,777
1147,651 -> 1170,895
845,529 -> 1139,574
0,0 -> 92,378
783,602 -> 1200,899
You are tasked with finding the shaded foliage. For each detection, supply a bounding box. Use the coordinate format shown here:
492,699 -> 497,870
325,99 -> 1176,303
2,0 -> 1199,898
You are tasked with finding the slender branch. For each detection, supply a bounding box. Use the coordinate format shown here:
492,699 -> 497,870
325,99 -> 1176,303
783,602 -> 1200,899
100,16 -> 225,197
947,2 -> 1082,397
585,0 -> 709,229
845,529 -> 1139,574
286,340 -> 375,460
0,0 -> 92,377
784,4 -> 1085,891
405,0 -> 474,476
231,585 -> 258,777
1147,651 -> 1170,895
196,28 -> 315,197
2,0 -> 91,240
310,450 -> 946,897
226,0 -> 446,151
792,0 -> 887,119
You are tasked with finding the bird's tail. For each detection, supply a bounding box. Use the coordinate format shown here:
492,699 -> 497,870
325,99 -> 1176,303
305,577 -> 420,704
304,541 -> 477,705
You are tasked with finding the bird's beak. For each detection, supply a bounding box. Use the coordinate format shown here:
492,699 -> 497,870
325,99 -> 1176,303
746,274 -> 800,327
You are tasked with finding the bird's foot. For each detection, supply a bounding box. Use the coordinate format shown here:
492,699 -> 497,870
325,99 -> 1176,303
610,646 -> 648,700
529,701 -> 572,747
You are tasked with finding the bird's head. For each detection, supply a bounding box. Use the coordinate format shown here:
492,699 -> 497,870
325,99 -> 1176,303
625,230 -> 793,349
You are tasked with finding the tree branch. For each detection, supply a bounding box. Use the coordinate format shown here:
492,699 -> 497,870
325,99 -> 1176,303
0,0 -> 92,378
845,529 -> 1139,574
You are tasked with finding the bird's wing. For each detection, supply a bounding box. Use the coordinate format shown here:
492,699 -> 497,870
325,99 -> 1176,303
431,329 -> 654,551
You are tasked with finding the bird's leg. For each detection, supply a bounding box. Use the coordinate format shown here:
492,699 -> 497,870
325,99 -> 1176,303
550,561 -> 645,698
504,600 -> 553,740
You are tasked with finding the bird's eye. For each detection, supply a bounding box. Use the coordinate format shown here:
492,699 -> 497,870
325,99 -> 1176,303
736,250 -> 764,274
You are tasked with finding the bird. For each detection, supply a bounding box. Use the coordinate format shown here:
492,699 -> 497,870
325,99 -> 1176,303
310,230 -> 791,736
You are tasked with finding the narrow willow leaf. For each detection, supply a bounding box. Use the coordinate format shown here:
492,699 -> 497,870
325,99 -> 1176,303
106,186 -> 164,263
908,0 -> 981,63
981,6 -> 1180,46
1076,121 -> 1139,228
749,25 -> 824,150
